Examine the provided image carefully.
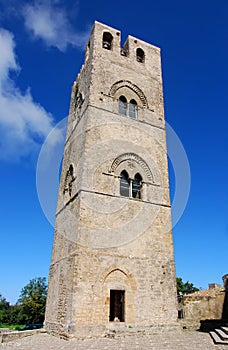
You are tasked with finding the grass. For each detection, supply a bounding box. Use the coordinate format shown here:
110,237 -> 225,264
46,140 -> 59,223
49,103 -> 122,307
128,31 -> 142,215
0,324 -> 25,330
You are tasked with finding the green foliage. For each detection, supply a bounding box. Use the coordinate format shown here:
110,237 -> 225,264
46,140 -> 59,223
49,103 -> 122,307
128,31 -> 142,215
8,304 -> 25,325
0,324 -> 25,330
0,294 -> 10,324
17,277 -> 47,324
176,277 -> 199,295
0,277 -> 47,326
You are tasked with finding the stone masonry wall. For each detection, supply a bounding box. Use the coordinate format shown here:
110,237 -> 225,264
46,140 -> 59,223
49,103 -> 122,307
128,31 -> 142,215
179,286 -> 226,329
45,21 -> 178,339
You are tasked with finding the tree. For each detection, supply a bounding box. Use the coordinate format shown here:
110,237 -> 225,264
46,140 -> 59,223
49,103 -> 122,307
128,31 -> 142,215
17,277 -> 47,324
8,304 -> 22,325
0,294 -> 10,324
176,277 -> 199,295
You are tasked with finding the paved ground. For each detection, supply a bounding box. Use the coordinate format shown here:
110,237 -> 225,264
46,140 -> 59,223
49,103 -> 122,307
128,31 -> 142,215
0,330 -> 226,350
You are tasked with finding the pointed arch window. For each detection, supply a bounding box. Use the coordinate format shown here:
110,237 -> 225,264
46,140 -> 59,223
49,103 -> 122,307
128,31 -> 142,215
129,99 -> 137,119
120,170 -> 130,197
120,171 -> 142,199
118,96 -> 138,119
136,48 -> 145,63
102,32 -> 113,50
119,96 -> 127,115
132,173 -> 142,199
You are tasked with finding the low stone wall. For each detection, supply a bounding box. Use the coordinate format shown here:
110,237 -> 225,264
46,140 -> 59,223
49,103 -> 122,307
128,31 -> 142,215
0,328 -> 46,343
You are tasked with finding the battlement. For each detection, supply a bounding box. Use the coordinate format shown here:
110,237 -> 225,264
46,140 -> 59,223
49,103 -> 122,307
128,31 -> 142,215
85,21 -> 160,68
67,21 -> 165,139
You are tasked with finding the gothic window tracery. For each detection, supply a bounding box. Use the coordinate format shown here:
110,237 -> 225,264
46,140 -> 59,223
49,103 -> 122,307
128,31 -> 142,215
132,173 -> 142,199
120,170 -> 130,197
63,164 -> 75,198
110,80 -> 148,109
120,170 -> 142,199
118,96 -> 138,118
74,88 -> 83,111
119,96 -> 127,115
129,99 -> 137,119
72,86 -> 84,125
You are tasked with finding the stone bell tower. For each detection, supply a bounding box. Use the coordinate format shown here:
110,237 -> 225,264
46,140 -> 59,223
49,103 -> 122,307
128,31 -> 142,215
45,21 -> 177,338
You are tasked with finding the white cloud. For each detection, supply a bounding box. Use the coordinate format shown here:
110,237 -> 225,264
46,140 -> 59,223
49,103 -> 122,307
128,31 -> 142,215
0,28 -> 60,161
22,2 -> 89,51
0,29 -> 18,85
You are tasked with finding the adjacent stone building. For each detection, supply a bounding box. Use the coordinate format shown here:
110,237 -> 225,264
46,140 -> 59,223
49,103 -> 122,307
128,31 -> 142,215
178,274 -> 228,330
45,21 -> 177,339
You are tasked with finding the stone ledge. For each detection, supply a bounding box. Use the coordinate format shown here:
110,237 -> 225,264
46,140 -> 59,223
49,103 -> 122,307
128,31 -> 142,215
104,323 -> 181,338
45,322 -> 180,340
0,328 -> 46,343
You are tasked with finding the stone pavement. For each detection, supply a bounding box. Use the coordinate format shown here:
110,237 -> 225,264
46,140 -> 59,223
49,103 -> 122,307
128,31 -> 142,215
0,330 -> 226,350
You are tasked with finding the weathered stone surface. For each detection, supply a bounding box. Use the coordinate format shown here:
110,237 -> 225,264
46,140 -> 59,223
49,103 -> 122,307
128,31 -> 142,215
0,329 -> 46,344
179,286 -> 226,329
0,331 -> 219,350
45,21 -> 177,339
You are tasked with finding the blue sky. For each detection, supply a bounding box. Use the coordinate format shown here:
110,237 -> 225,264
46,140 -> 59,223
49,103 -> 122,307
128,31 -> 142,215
0,0 -> 227,304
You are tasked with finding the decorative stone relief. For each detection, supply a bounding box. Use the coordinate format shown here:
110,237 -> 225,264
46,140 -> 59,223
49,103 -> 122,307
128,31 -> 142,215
109,80 -> 148,108
110,152 -> 153,182
72,86 -> 84,124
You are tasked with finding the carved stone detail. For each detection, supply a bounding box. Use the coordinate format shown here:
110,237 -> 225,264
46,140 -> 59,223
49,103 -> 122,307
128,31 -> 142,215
71,84 -> 84,123
110,153 -> 153,182
109,80 -> 148,108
